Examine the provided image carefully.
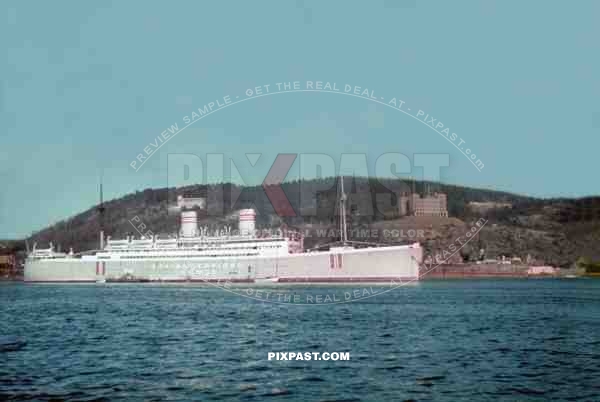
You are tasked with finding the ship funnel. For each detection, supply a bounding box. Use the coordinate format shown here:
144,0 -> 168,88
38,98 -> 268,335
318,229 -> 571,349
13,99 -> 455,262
239,209 -> 256,236
180,210 -> 199,237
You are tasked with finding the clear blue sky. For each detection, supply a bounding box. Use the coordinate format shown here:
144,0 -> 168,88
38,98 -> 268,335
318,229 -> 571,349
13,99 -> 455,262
1,0 -> 599,238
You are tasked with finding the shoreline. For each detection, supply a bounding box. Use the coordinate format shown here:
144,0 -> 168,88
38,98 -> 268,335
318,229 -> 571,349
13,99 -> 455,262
4,275 -> 592,284
1,264 -> 591,283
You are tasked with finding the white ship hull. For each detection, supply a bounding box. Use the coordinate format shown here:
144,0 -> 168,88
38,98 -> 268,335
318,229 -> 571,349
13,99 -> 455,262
24,245 -> 420,283
26,188 -> 421,284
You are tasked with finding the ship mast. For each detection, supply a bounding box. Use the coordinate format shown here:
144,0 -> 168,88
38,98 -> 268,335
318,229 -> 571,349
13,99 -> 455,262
340,176 -> 348,245
98,176 -> 105,250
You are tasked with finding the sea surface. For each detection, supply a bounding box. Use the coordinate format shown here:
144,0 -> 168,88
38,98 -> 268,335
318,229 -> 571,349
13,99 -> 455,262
1,279 -> 600,401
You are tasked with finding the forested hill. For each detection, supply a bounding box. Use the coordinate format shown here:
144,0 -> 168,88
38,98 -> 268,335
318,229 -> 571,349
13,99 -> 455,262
22,177 -> 600,267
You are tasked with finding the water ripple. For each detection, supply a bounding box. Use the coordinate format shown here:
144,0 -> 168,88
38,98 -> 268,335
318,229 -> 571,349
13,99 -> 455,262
1,279 -> 599,401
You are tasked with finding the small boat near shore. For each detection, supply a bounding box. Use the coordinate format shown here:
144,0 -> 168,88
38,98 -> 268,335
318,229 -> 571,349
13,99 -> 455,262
254,277 -> 280,284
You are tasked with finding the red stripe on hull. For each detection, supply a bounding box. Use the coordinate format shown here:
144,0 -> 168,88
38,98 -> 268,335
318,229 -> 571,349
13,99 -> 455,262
329,254 -> 343,269
275,276 -> 418,283
422,273 -> 528,278
25,280 -> 97,283
104,278 -> 255,283
24,277 -> 417,284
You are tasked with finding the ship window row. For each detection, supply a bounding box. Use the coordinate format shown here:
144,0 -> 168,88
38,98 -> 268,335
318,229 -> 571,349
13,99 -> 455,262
104,245 -> 284,254
116,253 -> 259,259
106,244 -> 282,252
99,253 -> 260,258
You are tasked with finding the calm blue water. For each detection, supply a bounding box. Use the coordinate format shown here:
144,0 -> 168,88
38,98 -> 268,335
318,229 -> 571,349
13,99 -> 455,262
1,279 -> 600,401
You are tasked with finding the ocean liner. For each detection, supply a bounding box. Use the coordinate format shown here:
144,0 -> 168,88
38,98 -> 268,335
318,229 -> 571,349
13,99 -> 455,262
25,179 -> 422,283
